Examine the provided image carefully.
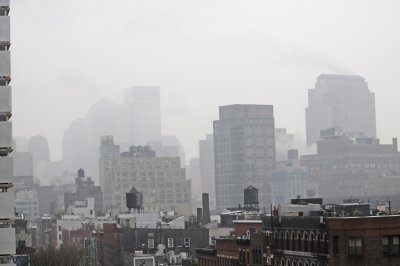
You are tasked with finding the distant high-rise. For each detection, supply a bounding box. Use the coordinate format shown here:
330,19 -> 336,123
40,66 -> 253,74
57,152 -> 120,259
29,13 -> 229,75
62,119 -> 87,174
62,87 -> 162,180
199,134 -> 215,209
306,74 -> 376,145
213,105 -> 276,211
29,135 -> 50,167
125,87 -> 161,145
0,1 -> 16,263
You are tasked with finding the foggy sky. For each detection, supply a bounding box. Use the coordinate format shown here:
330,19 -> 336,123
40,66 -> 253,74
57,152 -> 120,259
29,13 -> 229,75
11,0 -> 400,161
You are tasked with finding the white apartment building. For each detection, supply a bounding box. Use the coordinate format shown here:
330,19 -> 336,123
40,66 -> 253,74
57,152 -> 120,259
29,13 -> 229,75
100,136 -> 191,216
0,1 -> 15,264
16,190 -> 39,222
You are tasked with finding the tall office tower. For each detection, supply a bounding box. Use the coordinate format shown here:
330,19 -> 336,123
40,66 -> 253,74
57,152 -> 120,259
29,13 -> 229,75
147,135 -> 186,167
0,1 -> 16,264
99,136 -> 191,216
188,157 -> 201,202
199,134 -> 215,209
13,136 -> 29,152
29,135 -> 50,176
213,105 -> 276,211
62,119 -> 87,174
275,128 -> 297,162
305,74 -> 376,145
124,87 -> 161,145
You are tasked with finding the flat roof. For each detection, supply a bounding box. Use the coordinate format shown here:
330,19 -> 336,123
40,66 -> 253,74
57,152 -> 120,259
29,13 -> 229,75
233,220 -> 262,224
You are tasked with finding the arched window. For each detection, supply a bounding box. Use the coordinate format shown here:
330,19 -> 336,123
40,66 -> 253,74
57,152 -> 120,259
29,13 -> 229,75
298,232 -> 302,251
310,233 -> 315,253
286,259 -> 291,266
323,233 -> 328,253
305,262 -> 309,266
316,233 -> 321,253
292,232 -> 296,251
304,232 -> 309,252
285,231 -> 290,250
298,262 -> 303,266
280,232 -> 285,250
292,261 -> 297,266
274,231 -> 279,248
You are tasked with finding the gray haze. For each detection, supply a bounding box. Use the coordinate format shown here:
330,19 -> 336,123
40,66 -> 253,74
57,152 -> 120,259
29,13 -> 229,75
11,0 -> 400,160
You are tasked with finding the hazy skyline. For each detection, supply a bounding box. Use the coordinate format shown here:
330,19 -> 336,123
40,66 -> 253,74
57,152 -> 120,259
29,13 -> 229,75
11,0 -> 400,160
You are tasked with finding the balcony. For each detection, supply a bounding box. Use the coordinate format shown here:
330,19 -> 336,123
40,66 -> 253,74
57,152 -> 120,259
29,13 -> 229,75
0,191 -> 14,218
0,51 -> 10,78
0,0 -> 9,7
0,227 -> 16,255
0,86 -> 11,120
0,121 -> 11,156
0,16 -> 9,45
0,157 -> 12,184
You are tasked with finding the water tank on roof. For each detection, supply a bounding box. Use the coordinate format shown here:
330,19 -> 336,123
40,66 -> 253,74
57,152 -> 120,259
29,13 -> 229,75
244,185 -> 259,208
126,187 -> 143,211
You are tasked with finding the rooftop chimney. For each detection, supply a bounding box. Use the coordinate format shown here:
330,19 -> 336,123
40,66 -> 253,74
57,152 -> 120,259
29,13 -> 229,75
202,193 -> 210,224
197,208 -> 203,224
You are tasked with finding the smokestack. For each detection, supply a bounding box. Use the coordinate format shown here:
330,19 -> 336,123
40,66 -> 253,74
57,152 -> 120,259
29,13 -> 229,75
202,193 -> 210,224
393,138 -> 398,152
197,208 -> 203,224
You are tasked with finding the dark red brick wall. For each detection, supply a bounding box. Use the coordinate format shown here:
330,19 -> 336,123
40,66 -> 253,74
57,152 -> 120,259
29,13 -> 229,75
327,216 -> 400,266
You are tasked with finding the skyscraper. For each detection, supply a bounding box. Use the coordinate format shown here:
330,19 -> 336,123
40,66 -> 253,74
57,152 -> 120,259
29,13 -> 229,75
199,134 -> 215,209
124,87 -> 161,146
213,105 -> 276,211
0,1 -> 16,264
62,118 -> 87,174
28,135 -> 50,169
305,74 -> 376,145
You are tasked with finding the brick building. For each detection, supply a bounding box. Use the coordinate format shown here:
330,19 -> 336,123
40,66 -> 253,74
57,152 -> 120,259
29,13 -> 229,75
328,215 -> 400,266
197,220 -> 272,266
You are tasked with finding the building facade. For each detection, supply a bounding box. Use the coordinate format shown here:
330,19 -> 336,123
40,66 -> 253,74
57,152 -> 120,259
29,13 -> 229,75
100,136 -> 191,216
301,130 -> 400,199
213,105 -> 276,211
124,86 -> 161,146
305,74 -> 376,145
199,134 -> 216,210
0,1 -> 15,264
64,168 -> 103,216
272,161 -> 318,205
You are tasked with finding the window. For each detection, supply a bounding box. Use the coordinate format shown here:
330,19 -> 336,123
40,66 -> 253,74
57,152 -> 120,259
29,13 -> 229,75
168,238 -> 174,248
383,236 -> 400,255
184,237 -> 190,247
348,238 -> 362,256
148,239 -> 155,249
333,236 -> 339,255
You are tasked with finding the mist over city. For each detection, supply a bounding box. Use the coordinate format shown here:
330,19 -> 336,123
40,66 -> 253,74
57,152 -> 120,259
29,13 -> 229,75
1,1 -> 400,265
